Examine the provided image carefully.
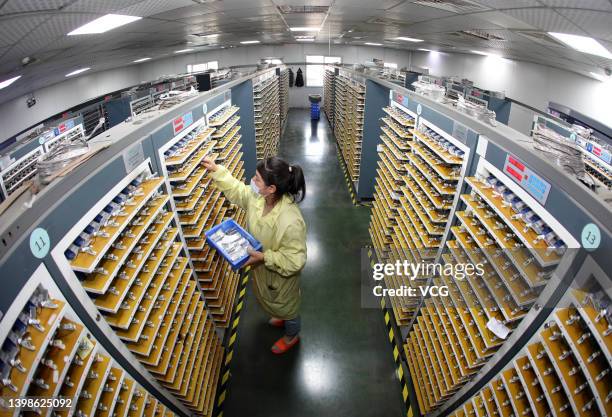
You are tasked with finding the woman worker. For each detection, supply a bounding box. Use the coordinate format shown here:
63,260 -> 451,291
202,156 -> 307,354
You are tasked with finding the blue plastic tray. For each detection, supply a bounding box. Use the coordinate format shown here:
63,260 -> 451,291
205,219 -> 263,270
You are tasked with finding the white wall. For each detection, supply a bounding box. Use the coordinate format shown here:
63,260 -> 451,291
1,44 -> 610,142
0,65 -> 143,142
0,44 -> 411,141
411,51 -> 612,131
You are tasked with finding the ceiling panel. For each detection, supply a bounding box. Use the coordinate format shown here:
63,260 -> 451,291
400,14 -> 505,34
116,0 -> 196,18
556,8 -> 612,41
501,7 -> 586,33
471,0 -> 544,8
470,11 -> 537,29
0,0 -> 71,15
385,2 -> 457,21
63,0 -> 144,13
0,0 -> 610,107
539,0 -> 612,10
0,15 -> 49,45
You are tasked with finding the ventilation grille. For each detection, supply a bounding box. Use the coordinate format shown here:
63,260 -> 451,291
413,0 -> 488,13
277,5 -> 330,14
454,30 -> 505,41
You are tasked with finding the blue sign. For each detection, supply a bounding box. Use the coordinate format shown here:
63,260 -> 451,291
581,223 -> 601,251
30,228 -> 50,259
503,154 -> 551,205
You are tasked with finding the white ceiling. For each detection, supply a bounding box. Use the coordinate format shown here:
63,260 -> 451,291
0,0 -> 611,105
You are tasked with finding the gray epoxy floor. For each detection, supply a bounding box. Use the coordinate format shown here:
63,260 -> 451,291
223,109 -> 404,417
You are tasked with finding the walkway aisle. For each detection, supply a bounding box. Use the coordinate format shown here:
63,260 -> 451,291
223,109 -> 404,417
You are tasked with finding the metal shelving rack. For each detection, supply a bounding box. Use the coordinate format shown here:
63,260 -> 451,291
278,68 -> 289,131
0,68 -> 283,417
252,72 -> 280,160
323,68 -> 337,127
346,68 -> 612,417
333,73 -> 365,187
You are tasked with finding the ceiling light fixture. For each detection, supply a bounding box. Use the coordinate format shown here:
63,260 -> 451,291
396,36 -> 423,42
174,48 -> 194,53
133,57 -> 151,63
296,38 -> 315,42
365,42 -> 383,46
65,68 -> 90,77
68,14 -> 141,35
290,27 -> 320,32
240,40 -> 260,44
549,32 -> 612,59
471,50 -> 489,55
418,48 -> 433,52
589,71 -> 607,81
0,75 -> 21,90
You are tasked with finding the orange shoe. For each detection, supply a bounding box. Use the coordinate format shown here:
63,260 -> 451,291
268,318 -> 285,328
271,336 -> 300,354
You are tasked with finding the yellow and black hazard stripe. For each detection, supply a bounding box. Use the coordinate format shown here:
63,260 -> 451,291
334,144 -> 363,206
367,247 -> 414,417
214,272 -> 250,417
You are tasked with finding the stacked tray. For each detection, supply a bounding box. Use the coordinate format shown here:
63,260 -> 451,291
253,76 -> 281,160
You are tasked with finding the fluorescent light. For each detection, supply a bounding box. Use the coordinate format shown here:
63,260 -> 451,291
65,68 -> 90,77
240,40 -> 260,44
549,32 -> 612,59
396,36 -> 423,42
365,42 -> 383,46
290,27 -> 320,32
174,48 -> 194,53
133,57 -> 151,63
296,38 -> 315,42
590,71 -> 607,81
68,14 -> 141,35
471,50 -> 489,55
0,75 -> 21,90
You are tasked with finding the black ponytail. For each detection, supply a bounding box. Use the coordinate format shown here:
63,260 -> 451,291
256,157 -> 306,203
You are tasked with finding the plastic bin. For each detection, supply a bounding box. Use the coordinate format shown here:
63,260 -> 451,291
308,94 -> 322,103
205,219 -> 263,270
310,103 -> 320,120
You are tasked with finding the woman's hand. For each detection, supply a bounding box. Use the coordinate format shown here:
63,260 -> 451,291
201,156 -> 218,172
243,248 -> 265,268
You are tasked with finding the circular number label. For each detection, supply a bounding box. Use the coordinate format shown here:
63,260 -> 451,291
581,223 -> 601,251
30,227 -> 51,259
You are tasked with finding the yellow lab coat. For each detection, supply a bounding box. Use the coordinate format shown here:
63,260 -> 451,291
210,165 -> 307,320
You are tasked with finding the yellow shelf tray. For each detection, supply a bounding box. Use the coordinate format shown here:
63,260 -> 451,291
167,140 -> 216,182
165,128 -> 215,166
133,279 -> 196,362
212,116 -> 240,139
526,342 -> 574,417
112,377 -> 135,417
75,353 -> 112,417
71,178 -> 165,273
462,195 -> 548,288
82,196 -> 171,295
208,106 -> 239,127
28,318 -> 84,400
95,367 -> 124,417
466,177 -> 561,267
94,229 -> 179,314
413,130 -> 463,165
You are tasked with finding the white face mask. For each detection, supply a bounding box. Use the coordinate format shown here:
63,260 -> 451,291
250,179 -> 261,195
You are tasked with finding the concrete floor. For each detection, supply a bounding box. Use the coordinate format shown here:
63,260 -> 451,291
223,109 -> 404,417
